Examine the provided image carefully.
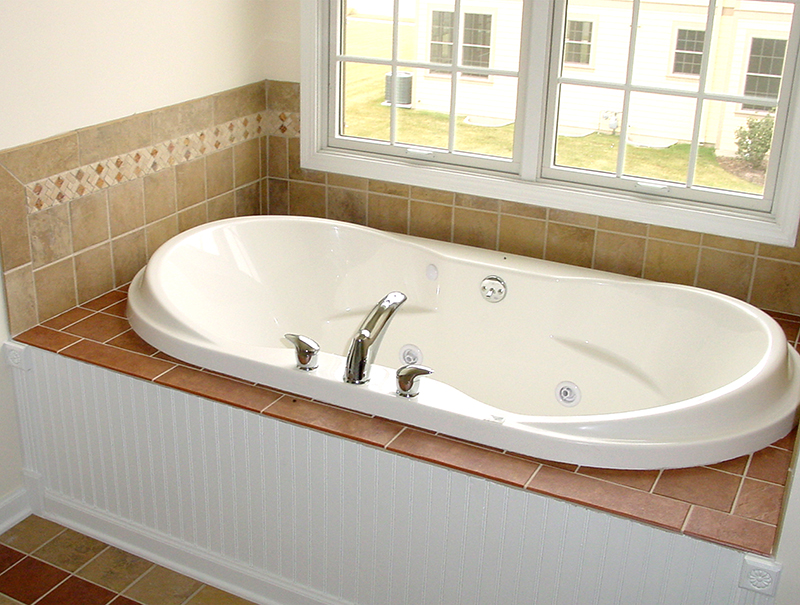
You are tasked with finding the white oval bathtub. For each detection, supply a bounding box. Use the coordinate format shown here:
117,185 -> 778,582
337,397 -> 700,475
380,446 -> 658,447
127,216 -> 800,469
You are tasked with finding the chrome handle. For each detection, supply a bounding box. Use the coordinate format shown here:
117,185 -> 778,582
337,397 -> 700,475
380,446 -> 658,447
284,333 -> 320,371
396,364 -> 433,398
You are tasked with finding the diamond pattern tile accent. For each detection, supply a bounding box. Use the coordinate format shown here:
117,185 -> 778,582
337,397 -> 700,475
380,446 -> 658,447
25,109 -> 298,213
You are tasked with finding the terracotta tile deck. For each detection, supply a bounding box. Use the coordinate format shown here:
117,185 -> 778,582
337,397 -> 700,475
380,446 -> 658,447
14,287 -> 800,556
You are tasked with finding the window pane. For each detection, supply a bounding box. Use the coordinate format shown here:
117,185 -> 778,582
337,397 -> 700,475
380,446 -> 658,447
341,63 -> 391,142
342,0 -> 394,60
455,74 -> 517,158
397,69 -> 451,149
693,101 -> 771,203
623,92 -> 696,182
554,84 -> 625,172
743,38 -> 787,110
564,21 -> 592,64
673,29 -> 704,75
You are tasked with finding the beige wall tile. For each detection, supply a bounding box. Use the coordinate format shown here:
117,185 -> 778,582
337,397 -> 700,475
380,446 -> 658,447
235,138 -> 262,187
0,132 -> 79,183
0,166 -> 30,271
649,225 -> 702,246
147,215 -> 179,257
208,192 -> 236,222
410,200 -> 452,242
370,180 -> 409,197
287,137 -> 325,183
4,266 -> 37,335
594,231 -> 645,277
289,181 -> 326,218
206,148 -> 234,198
176,159 -> 206,211
498,215 -> 545,259
267,179 -> 288,215
455,193 -> 498,212
78,114 -> 153,165
410,186 -> 454,205
75,244 -> 114,304
368,193 -> 408,234
178,204 -> 208,233
70,191 -> 109,252
108,179 -> 145,237
454,207 -> 498,250
751,259 -> 800,314
235,183 -> 260,217
597,216 -> 648,236
697,248 -> 754,300
644,239 -> 699,285
759,239 -> 800,263
701,233 -> 757,255
328,173 -> 368,190
214,82 -> 266,123
34,257 -> 76,321
151,97 -> 214,142
328,187 -> 367,225
268,80 -> 300,113
143,168 -> 177,223
546,223 -> 594,268
499,200 -> 547,220
549,209 -> 599,229
112,229 -> 147,286
28,205 -> 72,268
268,137 -> 288,179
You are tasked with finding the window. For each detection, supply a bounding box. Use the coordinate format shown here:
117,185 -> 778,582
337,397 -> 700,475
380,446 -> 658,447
564,20 -> 593,65
430,11 -> 492,75
302,0 -> 800,245
743,37 -> 787,111
673,29 -> 705,75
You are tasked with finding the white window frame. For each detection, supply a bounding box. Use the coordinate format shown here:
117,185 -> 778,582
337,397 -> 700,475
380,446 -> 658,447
300,0 -> 800,246
672,27 -> 705,76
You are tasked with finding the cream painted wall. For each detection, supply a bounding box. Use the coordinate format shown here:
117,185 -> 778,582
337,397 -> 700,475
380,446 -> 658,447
0,255 -> 23,500
0,0 -> 301,150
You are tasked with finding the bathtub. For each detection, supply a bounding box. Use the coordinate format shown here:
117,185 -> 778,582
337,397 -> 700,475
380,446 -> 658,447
127,216 -> 800,469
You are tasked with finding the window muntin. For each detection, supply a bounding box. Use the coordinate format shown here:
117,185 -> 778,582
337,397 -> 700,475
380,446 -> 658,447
743,37 -> 787,110
430,10 -> 455,66
673,29 -> 705,75
304,0 -> 800,245
564,20 -> 593,64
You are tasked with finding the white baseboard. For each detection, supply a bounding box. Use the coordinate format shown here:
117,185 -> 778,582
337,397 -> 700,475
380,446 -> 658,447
0,486 -> 31,535
41,491 -> 348,605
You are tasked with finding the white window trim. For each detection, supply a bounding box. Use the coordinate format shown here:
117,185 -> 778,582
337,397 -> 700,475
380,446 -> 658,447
300,0 -> 800,246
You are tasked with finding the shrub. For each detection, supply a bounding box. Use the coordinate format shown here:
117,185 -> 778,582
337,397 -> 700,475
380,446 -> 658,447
735,114 -> 774,169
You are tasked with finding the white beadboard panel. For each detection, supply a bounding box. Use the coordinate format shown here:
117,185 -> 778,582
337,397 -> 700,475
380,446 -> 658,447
12,346 -> 779,605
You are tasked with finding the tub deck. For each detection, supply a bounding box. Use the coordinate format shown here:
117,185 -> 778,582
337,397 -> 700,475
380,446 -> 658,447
13,285 -> 799,557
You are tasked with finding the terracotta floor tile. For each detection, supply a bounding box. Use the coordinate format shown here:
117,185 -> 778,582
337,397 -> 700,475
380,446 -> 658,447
773,427 -> 797,451
42,307 -> 94,331
0,556 -> 68,604
707,455 -> 749,475
0,516 -> 65,554
35,576 -> 115,605
106,330 -> 159,356
528,466 -> 690,530
109,597 -> 140,605
653,467 -> 741,512
13,327 -> 81,354
0,545 -> 23,574
185,585 -> 259,605
684,506 -> 776,555
64,313 -> 130,342
81,290 -> 128,312
77,546 -> 154,593
0,593 -> 23,604
388,429 -> 539,487
103,300 -> 128,318
155,366 -> 282,413
61,340 -> 174,381
265,396 -> 406,447
123,565 -> 203,605
748,447 -> 792,485
32,529 -> 107,573
577,467 -> 659,491
734,479 -> 784,525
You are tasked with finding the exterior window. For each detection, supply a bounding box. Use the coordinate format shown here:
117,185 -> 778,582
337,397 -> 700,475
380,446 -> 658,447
564,20 -> 593,65
673,29 -> 705,75
430,11 -> 492,75
743,38 -> 787,111
303,0 -> 800,245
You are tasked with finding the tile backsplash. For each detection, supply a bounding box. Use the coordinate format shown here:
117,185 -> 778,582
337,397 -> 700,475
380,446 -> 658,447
3,78 -> 800,335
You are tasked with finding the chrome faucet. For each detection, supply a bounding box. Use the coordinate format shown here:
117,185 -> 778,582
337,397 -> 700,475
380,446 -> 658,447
344,291 -> 407,384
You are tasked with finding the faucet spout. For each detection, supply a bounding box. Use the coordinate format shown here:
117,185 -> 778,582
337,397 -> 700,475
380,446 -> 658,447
344,291 -> 407,384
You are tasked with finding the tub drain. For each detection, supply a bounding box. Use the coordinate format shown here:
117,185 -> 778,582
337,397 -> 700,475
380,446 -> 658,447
556,381 -> 581,407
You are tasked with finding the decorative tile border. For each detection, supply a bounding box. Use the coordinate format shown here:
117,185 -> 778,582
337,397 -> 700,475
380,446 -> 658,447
25,110 -> 299,213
